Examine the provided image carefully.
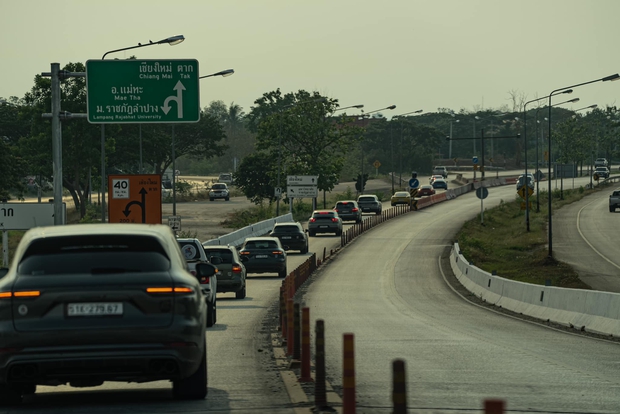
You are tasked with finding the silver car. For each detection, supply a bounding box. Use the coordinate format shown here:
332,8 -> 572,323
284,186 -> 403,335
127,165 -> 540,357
0,224 -> 213,403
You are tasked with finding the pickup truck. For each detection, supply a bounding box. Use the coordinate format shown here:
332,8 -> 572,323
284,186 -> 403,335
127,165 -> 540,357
609,190 -> 620,212
177,238 -> 221,327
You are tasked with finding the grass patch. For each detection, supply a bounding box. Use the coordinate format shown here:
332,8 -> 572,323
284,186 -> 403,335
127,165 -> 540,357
456,181 -> 613,289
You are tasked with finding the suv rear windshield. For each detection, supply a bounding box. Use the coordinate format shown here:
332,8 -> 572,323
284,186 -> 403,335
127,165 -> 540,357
203,248 -> 233,264
18,235 -> 170,275
244,240 -> 280,249
358,196 -> 376,202
212,184 -> 227,190
272,225 -> 301,233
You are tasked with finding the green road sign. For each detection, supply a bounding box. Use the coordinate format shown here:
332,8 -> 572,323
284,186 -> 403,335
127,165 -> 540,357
86,59 -> 200,124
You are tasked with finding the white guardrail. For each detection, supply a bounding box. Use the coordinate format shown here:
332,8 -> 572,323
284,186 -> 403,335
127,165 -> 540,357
450,242 -> 620,337
202,213 -> 294,247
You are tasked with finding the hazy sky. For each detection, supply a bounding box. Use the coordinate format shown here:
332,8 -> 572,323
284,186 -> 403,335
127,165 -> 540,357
2,0 -> 619,118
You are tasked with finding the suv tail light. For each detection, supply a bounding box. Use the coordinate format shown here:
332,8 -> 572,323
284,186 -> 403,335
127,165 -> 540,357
232,264 -> 242,273
352,207 -> 359,212
309,218 -> 316,223
331,218 -> 339,223
272,251 -> 284,255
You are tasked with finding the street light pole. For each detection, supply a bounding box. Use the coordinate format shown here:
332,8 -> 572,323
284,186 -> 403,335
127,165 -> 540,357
546,73 -> 619,258
101,34 -> 186,223
390,110 -> 422,194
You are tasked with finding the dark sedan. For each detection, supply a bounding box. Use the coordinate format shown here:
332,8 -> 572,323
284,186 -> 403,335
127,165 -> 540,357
268,222 -> 309,254
239,237 -> 288,278
417,185 -> 436,197
0,224 -> 212,403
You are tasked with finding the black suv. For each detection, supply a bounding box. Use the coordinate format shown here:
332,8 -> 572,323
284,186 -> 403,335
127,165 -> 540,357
356,194 -> 382,215
333,200 -> 362,223
268,222 -> 309,254
239,237 -> 287,278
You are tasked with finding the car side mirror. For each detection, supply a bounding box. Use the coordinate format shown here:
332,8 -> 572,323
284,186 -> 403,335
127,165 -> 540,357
0,268 -> 7,279
209,256 -> 223,265
195,263 -> 216,279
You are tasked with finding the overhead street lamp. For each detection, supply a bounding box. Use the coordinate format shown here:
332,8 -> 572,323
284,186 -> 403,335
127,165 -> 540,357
100,34 -> 186,223
199,69 -> 234,79
101,35 -> 185,59
390,110 -> 422,194
334,104 -> 364,113
546,73 -> 620,258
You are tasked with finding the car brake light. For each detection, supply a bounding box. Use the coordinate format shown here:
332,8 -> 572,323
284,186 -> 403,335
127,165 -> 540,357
14,291 -> 41,297
199,276 -> 210,285
146,287 -> 194,294
232,265 -> 242,273
272,251 -> 284,255
309,218 -> 316,222
331,218 -> 339,223
352,207 -> 359,212
240,251 -> 250,255
0,291 -> 41,299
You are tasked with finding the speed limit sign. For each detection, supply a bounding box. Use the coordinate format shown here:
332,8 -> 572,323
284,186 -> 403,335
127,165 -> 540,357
112,179 -> 130,199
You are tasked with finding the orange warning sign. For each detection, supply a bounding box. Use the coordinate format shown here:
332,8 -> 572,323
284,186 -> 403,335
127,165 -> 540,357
107,174 -> 162,224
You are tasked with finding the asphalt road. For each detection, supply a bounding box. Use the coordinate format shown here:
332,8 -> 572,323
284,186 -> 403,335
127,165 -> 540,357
302,180 -> 620,413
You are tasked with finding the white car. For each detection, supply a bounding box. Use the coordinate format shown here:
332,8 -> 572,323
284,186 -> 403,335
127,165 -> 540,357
595,158 -> 608,168
209,183 -> 230,201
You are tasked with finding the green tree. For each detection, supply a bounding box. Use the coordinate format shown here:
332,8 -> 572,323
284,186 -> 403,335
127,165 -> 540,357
247,89 -> 361,202
233,152 -> 277,204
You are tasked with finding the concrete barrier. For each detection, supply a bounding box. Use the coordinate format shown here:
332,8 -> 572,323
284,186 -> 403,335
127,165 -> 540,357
203,213 -> 294,247
450,243 -> 620,337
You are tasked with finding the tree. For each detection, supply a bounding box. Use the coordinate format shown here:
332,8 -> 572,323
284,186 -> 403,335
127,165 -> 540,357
233,152 -> 277,205
247,89 -> 361,204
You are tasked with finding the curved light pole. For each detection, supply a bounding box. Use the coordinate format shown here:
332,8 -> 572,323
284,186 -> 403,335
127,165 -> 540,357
169,69 -> 236,217
390,110 -> 422,194
100,34 -> 186,222
358,105 -> 396,192
546,73 -> 620,258
534,97 -> 579,212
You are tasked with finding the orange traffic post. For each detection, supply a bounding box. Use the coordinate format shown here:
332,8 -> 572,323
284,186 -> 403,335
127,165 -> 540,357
314,320 -> 328,409
293,302 -> 301,361
286,298 -> 294,356
392,359 -> 407,414
299,307 -> 313,382
484,399 -> 505,413
343,333 -> 356,414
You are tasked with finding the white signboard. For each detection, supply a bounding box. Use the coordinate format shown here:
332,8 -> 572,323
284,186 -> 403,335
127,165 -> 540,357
287,186 -> 318,198
0,203 -> 65,230
286,175 -> 318,186
168,215 -> 182,231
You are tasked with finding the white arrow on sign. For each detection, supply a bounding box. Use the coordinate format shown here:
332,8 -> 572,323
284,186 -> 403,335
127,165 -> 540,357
161,81 -> 185,118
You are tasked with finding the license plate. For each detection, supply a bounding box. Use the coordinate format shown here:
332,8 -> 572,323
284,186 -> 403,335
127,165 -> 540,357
319,225 -> 328,228
256,255 -> 268,258
341,210 -> 350,213
67,302 -> 123,316
281,236 -> 292,239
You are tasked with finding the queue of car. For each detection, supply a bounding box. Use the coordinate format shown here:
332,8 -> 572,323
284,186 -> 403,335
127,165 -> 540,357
0,171 -> 454,404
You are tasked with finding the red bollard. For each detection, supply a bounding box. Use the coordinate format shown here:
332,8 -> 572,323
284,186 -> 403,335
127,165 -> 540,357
484,399 -> 505,413
280,286 -> 286,336
299,307 -> 313,382
343,333 -> 355,414
286,298 -> 294,356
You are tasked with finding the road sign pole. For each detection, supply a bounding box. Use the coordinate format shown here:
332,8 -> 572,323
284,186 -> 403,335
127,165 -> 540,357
2,230 -> 8,267
51,63 -> 63,225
